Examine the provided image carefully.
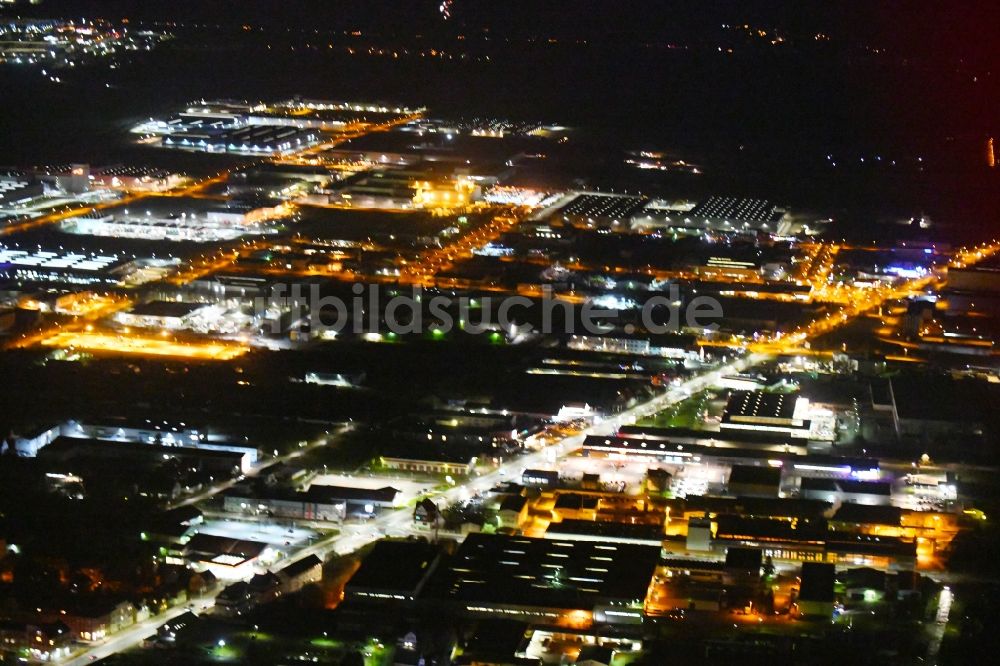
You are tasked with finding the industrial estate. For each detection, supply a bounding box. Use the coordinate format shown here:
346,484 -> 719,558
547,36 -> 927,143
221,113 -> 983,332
2,2 -> 999,665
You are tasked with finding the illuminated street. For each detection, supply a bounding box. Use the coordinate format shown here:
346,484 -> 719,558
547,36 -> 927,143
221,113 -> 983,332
39,330 -> 249,360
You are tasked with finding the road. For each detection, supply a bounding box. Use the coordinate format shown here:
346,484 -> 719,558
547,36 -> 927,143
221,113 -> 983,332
63,597 -> 216,666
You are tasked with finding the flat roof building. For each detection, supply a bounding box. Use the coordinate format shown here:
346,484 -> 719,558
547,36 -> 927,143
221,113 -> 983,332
345,540 -> 442,602
556,193 -> 648,226
797,562 -> 836,618
423,533 -> 659,622
687,196 -> 785,231
379,447 -> 477,476
800,478 -> 892,506
37,436 -> 253,475
223,482 -> 400,522
726,465 -> 782,498
0,246 -> 136,285
720,390 -> 812,438
182,534 -> 269,569
116,300 -> 210,330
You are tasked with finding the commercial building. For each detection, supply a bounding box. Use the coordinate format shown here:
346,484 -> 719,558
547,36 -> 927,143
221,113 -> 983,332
551,493 -> 600,522
697,256 -> 762,282
517,627 -> 642,665
379,448 -> 477,476
629,195 -> 787,232
886,376 -> 986,443
62,419 -> 254,453
10,423 -> 61,457
583,433 -> 879,487
26,163 -> 91,193
545,519 -> 664,547
212,554 -> 322,617
182,533 -> 272,571
498,494 -> 530,530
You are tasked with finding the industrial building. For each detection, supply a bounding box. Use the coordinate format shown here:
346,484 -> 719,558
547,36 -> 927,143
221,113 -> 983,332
568,331 -> 696,358
116,301 -> 211,330
378,446 -> 478,476
89,165 -> 187,192
222,482 -> 401,521
344,540 -> 443,603
36,436 -> 255,475
720,390 -> 812,438
64,206 -> 263,242
799,478 -> 892,506
161,124 -> 320,155
0,175 -> 44,207
422,533 -> 659,624
0,246 -> 136,285
686,196 -> 786,231
332,166 -> 480,210
556,193 -> 648,226
15,420 -> 259,470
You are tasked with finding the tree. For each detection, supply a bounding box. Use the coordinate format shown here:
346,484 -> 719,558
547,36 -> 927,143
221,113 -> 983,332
341,651 -> 365,666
